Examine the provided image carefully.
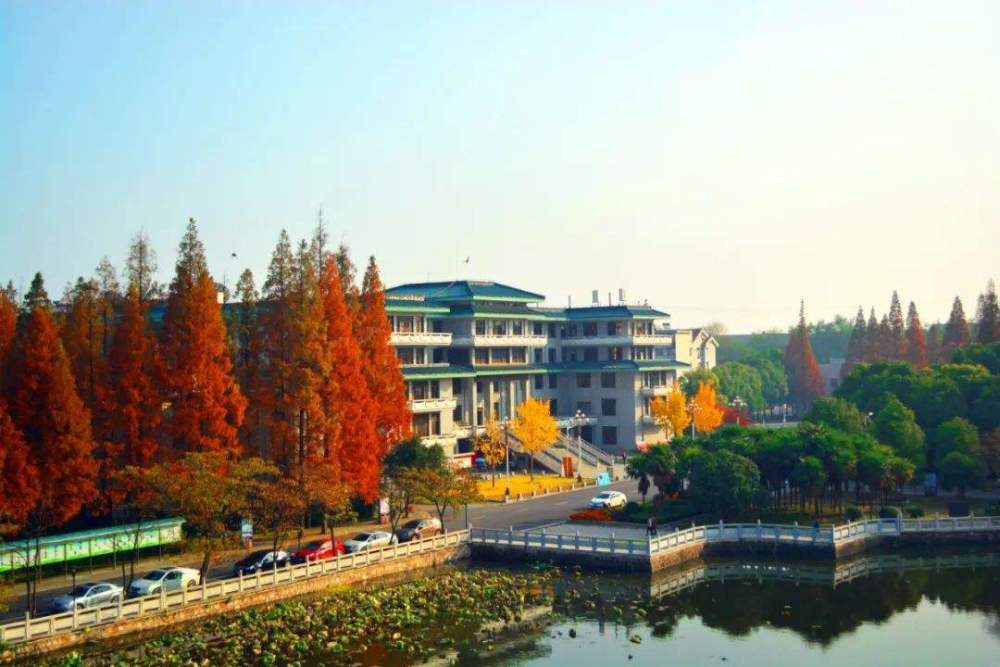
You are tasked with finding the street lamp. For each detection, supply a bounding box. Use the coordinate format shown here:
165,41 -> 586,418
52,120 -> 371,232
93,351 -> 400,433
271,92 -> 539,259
732,396 -> 746,426
574,409 -> 586,476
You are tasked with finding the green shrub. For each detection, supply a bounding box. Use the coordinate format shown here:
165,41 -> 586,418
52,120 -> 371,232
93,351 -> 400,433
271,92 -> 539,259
845,506 -> 864,521
983,503 -> 1000,517
906,507 -> 925,518
878,506 -> 902,519
623,501 -> 641,515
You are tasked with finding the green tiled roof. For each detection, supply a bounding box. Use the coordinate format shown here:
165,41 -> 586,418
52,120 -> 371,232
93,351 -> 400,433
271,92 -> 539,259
556,360 -> 690,373
563,305 -> 668,320
471,364 -> 552,377
401,364 -> 475,380
385,298 -> 450,315
387,281 -> 544,304
444,303 -> 552,320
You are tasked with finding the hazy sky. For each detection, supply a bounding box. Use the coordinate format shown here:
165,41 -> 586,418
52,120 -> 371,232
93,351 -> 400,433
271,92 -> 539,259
2,1 -> 997,332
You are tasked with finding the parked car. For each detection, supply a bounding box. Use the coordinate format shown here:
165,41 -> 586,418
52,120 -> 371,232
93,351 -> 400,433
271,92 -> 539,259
232,549 -> 290,576
290,538 -> 345,564
395,517 -> 442,543
127,567 -> 201,598
51,582 -> 123,612
589,490 -> 627,509
343,531 -> 398,553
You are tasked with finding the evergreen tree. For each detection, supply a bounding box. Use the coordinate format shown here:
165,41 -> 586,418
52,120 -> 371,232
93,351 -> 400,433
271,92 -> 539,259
321,256 -> 380,501
126,230 -> 162,304
905,301 -> 928,369
888,291 -> 906,360
783,301 -> 825,414
159,219 -> 246,453
22,272 -> 49,311
232,269 -> 267,456
976,279 -> 1000,344
356,257 -> 411,452
335,243 -> 360,313
878,314 -> 892,362
865,308 -> 880,362
942,296 -> 971,361
926,323 -> 944,366
842,307 -> 866,376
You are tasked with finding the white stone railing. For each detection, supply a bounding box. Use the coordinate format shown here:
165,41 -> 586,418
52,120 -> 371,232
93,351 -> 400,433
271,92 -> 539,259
451,334 -> 548,347
409,397 -> 458,413
0,531 -> 469,646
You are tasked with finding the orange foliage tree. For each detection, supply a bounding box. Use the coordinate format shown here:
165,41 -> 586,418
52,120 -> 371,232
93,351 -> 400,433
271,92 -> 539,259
231,269 -> 268,456
691,381 -> 724,435
356,257 -> 411,454
650,382 -> 690,440
2,292 -> 97,612
905,301 -> 928,369
107,286 -> 162,468
784,301 -> 825,414
0,405 -> 39,533
321,256 -> 380,501
159,219 -> 246,453
0,286 -> 16,367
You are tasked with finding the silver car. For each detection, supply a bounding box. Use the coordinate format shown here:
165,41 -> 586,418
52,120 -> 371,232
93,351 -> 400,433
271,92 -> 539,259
343,531 -> 398,553
127,567 -> 201,598
51,582 -> 123,612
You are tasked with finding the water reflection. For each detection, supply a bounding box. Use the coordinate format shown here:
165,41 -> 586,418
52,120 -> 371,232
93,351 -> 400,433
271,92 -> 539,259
550,552 -> 1000,647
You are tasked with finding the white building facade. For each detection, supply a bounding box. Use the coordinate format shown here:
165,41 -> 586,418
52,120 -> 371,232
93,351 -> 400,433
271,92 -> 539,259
386,281 -> 717,463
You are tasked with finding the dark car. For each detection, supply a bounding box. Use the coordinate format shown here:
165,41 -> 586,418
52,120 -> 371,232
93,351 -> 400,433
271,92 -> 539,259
395,517 -> 443,543
290,539 -> 345,564
232,549 -> 290,576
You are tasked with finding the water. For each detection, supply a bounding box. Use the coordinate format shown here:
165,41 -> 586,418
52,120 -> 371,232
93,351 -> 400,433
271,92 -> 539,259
461,554 -> 1000,667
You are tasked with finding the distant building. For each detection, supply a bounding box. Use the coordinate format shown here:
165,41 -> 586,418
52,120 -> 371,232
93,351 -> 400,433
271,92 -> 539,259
818,358 -> 845,395
385,280 -> 717,460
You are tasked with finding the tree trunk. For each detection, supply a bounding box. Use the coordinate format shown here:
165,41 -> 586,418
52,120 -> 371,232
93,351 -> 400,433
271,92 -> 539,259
199,549 -> 212,584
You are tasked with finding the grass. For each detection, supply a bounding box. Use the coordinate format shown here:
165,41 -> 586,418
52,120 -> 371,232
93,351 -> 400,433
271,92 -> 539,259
476,474 -> 590,501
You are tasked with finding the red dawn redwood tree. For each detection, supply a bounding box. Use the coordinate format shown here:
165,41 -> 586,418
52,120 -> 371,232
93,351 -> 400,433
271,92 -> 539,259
0,405 -> 39,532
942,297 -> 971,362
159,219 -> 246,454
0,287 -> 16,367
107,286 -> 162,468
2,287 -> 96,611
232,269 -> 268,457
321,257 -> 380,501
356,257 -> 411,453
783,301 -> 825,414
905,302 -> 928,369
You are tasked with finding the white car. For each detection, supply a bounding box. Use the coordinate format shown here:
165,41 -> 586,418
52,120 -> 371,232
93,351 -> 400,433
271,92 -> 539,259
343,531 -> 398,553
127,567 -> 201,598
589,490 -> 627,509
51,582 -> 123,612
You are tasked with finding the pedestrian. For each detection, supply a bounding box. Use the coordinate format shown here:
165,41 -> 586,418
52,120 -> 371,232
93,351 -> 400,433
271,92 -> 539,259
646,516 -> 657,538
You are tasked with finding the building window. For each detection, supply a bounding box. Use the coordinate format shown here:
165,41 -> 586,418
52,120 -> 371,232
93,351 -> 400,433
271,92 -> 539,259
549,399 -> 558,416
492,348 -> 511,364
396,348 -> 414,364
601,372 -> 616,388
534,375 -> 544,390
548,348 -> 557,363
601,398 -> 616,416
583,322 -> 598,337
576,401 -> 592,414
511,348 -> 526,363
583,347 -> 599,362
602,426 -> 617,445
412,413 -> 440,437
533,322 -> 544,336
576,373 -> 591,388
567,324 -> 578,337
512,321 -> 524,336
492,320 -> 507,336
565,349 -> 578,362
396,316 -> 415,333
549,324 -> 557,337
608,347 -> 624,361
632,346 -> 653,360
411,382 -> 428,400
548,374 -> 557,389
474,349 -> 489,365
475,320 -> 486,336
534,349 -> 543,363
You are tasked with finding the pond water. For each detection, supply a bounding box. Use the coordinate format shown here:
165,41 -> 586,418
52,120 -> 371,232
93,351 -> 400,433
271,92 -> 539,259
459,553 -> 1000,667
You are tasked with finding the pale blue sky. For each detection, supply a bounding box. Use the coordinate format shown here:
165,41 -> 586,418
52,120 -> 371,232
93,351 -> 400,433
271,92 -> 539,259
2,1 -> 998,331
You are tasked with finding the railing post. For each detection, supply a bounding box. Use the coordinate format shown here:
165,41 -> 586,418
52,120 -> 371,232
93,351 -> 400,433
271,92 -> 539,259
757,519 -> 762,541
575,531 -> 580,551
610,531 -> 616,553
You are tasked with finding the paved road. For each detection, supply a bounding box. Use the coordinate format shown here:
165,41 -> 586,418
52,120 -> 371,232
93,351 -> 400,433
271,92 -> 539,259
2,479 -> 639,622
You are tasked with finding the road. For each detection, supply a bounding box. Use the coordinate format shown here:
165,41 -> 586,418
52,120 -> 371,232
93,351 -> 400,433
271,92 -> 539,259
1,479 -> 639,622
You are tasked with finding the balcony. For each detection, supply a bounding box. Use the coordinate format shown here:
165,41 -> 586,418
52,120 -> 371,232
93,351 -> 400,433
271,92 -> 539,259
409,397 -> 458,413
640,385 -> 671,397
390,331 -> 453,346
451,333 -> 548,347
560,334 -> 673,347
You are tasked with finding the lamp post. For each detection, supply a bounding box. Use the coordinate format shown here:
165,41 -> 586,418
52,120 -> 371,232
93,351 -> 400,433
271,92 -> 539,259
574,409 -> 586,475
732,396 -> 746,426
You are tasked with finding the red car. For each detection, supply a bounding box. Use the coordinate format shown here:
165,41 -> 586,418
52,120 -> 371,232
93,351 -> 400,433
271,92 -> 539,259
290,538 -> 345,564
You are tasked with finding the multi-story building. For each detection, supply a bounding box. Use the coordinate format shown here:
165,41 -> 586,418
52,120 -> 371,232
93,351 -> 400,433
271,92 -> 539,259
385,281 -> 717,464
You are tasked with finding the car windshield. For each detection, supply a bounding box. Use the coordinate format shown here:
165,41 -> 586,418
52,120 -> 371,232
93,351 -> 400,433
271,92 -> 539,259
304,540 -> 327,549
597,492 -> 613,498
69,585 -> 92,597
145,570 -> 167,580
401,520 -> 421,529
353,533 -> 372,541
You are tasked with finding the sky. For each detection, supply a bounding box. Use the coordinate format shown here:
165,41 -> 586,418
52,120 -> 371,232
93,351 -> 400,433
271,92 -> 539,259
1,1 -> 998,333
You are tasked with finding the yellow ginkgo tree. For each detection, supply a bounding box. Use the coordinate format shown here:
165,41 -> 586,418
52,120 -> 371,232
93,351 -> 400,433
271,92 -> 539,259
691,381 -> 724,435
649,381 -> 691,440
476,417 -> 507,487
511,397 -> 559,480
